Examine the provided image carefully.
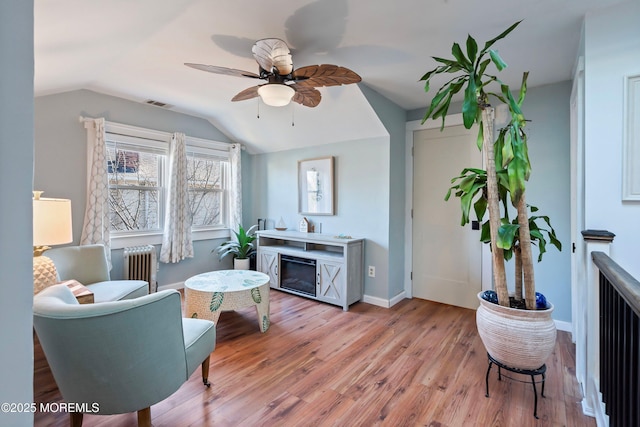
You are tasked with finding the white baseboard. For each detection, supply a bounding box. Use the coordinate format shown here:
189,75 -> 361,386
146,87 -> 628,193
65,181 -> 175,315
361,291 -> 407,309
581,399 -> 595,417
585,381 -> 608,426
158,281 -> 184,291
362,294 -> 390,308
555,319 -> 572,332
389,291 -> 406,307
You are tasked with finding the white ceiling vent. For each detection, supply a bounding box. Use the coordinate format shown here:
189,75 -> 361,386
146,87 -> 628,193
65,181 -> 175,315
144,99 -> 173,109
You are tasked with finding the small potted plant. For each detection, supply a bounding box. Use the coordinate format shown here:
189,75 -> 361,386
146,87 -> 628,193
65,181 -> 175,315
214,224 -> 258,270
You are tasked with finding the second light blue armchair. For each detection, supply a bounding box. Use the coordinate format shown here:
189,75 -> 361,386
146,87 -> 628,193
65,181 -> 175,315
45,244 -> 148,302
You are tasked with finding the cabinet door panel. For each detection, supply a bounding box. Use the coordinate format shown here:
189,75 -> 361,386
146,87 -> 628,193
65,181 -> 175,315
317,261 -> 344,304
259,250 -> 279,287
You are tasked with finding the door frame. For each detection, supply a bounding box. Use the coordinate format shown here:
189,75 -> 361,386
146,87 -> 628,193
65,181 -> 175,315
570,56 -> 587,397
404,114 -> 492,299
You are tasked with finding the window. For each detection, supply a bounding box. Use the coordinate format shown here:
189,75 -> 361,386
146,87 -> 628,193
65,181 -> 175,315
107,144 -> 164,232
187,152 -> 227,229
103,123 -> 231,243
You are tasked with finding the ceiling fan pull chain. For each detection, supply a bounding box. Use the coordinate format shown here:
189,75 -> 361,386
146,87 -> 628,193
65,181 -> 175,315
257,98 -> 260,119
291,103 -> 295,127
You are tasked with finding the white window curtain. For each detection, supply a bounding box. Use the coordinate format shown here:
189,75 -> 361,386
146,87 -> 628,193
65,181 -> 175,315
80,117 -> 111,266
229,143 -> 242,233
160,132 -> 194,263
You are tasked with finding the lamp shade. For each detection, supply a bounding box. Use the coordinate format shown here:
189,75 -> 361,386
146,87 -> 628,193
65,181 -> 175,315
258,84 -> 295,107
33,197 -> 73,246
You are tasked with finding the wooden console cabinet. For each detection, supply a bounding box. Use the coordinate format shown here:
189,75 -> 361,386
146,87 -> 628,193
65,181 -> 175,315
256,230 -> 364,311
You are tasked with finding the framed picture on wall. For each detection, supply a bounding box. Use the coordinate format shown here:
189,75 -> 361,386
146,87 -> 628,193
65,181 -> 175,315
298,156 -> 334,215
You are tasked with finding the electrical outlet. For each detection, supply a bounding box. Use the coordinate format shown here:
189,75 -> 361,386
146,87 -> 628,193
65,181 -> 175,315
368,266 -> 375,278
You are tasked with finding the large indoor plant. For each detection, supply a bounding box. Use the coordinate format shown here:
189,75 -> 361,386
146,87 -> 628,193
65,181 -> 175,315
420,21 -> 562,369
214,224 -> 258,270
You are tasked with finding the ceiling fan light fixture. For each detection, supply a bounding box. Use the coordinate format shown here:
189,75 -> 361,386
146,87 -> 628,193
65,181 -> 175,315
258,84 -> 295,107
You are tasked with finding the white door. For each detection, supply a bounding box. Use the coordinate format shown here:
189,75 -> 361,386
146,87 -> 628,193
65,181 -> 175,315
412,125 -> 482,309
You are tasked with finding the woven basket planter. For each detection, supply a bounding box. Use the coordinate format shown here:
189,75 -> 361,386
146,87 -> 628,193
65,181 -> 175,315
476,291 -> 557,370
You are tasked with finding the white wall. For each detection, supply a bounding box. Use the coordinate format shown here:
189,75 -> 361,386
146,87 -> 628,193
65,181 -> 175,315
584,0 -> 640,279
0,1 -> 34,425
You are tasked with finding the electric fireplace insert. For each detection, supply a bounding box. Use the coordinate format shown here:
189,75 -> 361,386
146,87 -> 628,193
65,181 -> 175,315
280,254 -> 316,297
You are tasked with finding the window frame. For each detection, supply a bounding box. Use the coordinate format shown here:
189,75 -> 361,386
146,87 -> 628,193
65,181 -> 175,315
106,138 -> 166,235
97,122 -> 232,249
185,136 -> 231,233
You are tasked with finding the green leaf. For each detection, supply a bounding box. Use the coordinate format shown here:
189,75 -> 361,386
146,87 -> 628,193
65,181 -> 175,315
474,196 -> 488,222
494,130 -> 505,169
476,124 -> 484,151
488,92 -> 507,106
480,220 -> 491,244
251,287 -> 262,304
444,187 -> 453,201
459,190 -> 474,225
458,174 -> 477,192
518,72 -> 529,107
501,83 -> 522,116
466,35 -> 478,64
422,84 -> 452,124
489,49 -> 508,71
452,42 -> 471,70
462,78 -> 478,129
419,67 -> 438,82
502,129 -> 514,167
481,21 -> 522,53
209,292 -> 224,312
476,58 -> 491,77
497,224 -> 520,250
431,56 -> 461,67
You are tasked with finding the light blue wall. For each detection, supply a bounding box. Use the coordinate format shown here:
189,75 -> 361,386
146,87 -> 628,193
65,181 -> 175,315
408,81 -> 573,322
521,81 -> 572,322
245,136 -> 391,299
243,83 -> 408,302
360,84 -> 408,299
34,89 -> 235,286
0,0 -> 34,425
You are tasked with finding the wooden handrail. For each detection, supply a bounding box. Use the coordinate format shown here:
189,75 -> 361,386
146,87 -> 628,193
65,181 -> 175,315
592,251 -> 640,317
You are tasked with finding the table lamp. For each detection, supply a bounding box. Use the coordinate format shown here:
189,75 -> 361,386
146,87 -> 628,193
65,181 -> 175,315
33,191 -> 73,293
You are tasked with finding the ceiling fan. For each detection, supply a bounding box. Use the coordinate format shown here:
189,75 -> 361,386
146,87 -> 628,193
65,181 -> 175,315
185,38 -> 361,108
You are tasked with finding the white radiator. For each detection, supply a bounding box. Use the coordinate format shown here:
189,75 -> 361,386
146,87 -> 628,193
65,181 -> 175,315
123,245 -> 158,293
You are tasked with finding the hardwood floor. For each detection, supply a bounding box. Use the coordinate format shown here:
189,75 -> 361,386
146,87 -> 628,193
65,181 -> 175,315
34,290 -> 594,426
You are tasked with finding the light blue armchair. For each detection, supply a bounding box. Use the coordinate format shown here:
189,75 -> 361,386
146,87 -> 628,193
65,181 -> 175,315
33,284 -> 216,427
46,244 -> 148,302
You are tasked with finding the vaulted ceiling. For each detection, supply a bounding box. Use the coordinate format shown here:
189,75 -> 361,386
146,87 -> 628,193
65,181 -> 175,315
35,0 -> 625,153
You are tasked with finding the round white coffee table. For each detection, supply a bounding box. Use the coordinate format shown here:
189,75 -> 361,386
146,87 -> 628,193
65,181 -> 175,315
184,270 -> 270,333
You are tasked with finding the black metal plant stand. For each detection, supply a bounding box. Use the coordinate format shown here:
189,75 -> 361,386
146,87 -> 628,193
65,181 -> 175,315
485,353 -> 547,419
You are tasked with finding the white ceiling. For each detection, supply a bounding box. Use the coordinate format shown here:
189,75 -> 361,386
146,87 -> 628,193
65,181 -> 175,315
34,0 -> 624,153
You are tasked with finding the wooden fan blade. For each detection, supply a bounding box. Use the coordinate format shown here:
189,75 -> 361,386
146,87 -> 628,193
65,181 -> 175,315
231,85 -> 260,102
252,38 -> 293,75
185,63 -> 260,79
292,64 -> 361,87
290,84 -> 321,108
